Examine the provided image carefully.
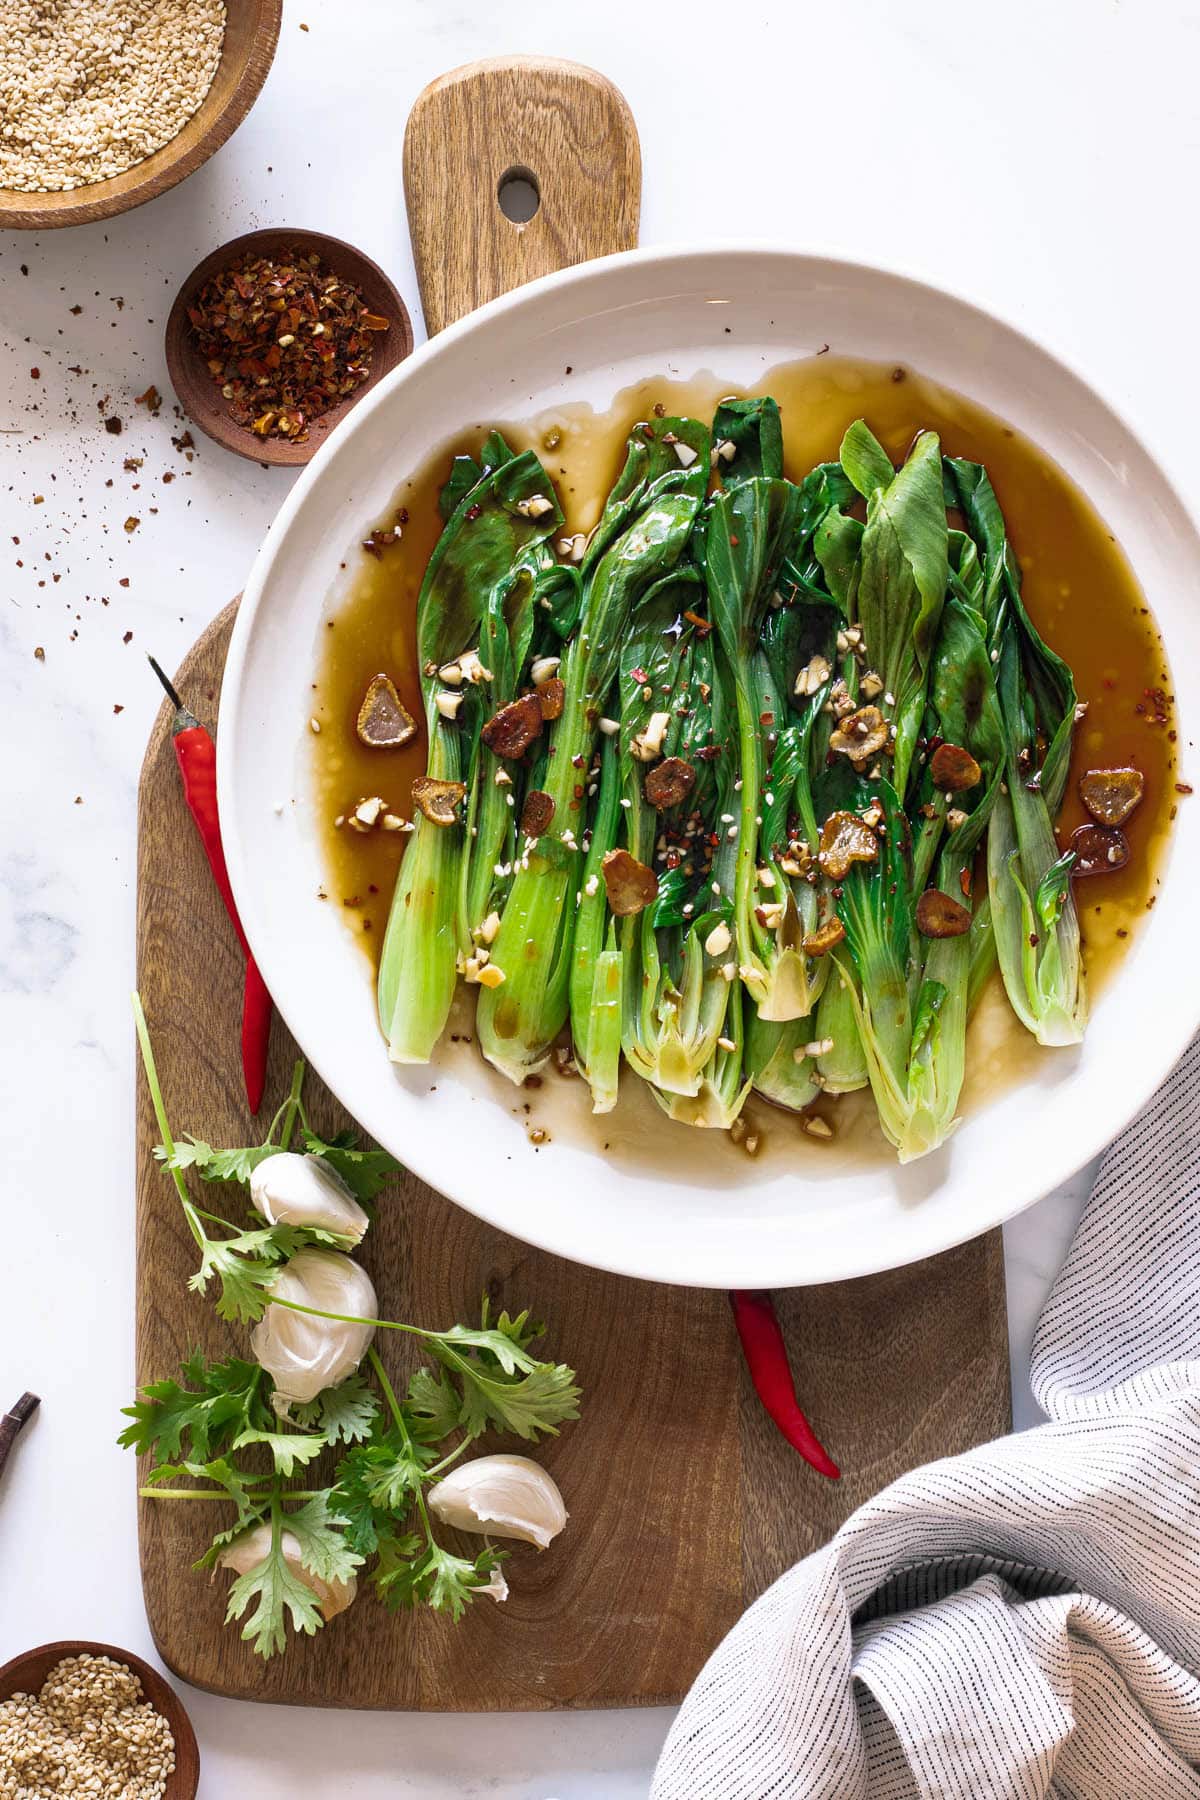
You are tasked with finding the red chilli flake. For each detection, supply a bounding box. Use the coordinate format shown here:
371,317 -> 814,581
185,248 -> 390,444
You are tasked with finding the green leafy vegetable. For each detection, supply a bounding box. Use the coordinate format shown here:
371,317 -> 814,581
371,392 -> 1100,1163
945,458 -> 1086,1045
378,450 -> 563,1064
845,423 -> 948,801
224,1507 -> 328,1658
476,420 -> 707,1084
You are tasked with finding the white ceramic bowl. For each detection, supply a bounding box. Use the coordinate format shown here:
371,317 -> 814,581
220,246 -> 1200,1289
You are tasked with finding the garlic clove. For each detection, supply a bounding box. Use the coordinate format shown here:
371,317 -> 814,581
250,1153 -> 370,1244
218,1523 -> 357,1620
477,1563 -> 510,1604
427,1454 -> 567,1550
250,1248 -> 378,1409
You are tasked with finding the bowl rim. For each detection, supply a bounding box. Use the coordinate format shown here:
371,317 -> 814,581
164,226 -> 414,466
0,1638 -> 199,1795
0,0 -> 282,230
219,240 -> 1200,1287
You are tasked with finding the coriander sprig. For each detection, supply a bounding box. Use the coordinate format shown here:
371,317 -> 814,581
124,994 -> 580,1659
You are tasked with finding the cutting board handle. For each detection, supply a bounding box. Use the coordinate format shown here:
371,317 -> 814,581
403,55 -> 641,336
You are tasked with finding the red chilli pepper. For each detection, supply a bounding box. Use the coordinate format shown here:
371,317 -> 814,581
241,959 -> 273,1114
149,656 -> 272,1113
729,1290 -> 840,1479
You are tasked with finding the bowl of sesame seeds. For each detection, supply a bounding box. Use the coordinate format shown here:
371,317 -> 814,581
0,0 -> 282,230
0,1642 -> 198,1798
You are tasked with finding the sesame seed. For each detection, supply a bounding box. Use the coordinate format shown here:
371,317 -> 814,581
0,1651 -> 177,1796
0,1 -> 227,193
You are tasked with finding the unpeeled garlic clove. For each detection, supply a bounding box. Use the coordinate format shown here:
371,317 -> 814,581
218,1522 -> 357,1620
476,1563 -> 509,1604
427,1454 -> 567,1550
251,1248 -> 377,1409
250,1153 -> 369,1245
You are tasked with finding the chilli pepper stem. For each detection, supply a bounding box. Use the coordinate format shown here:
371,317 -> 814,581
729,1289 -> 840,1480
147,653 -> 192,723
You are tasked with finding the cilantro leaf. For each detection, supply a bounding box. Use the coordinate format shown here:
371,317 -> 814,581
434,1316 -> 546,1375
366,1525 -> 424,1598
364,1435 -> 436,1512
406,1366 -> 461,1442
191,1243 -> 278,1324
118,1353 -> 270,1461
445,1353 -> 581,1441
332,1446 -> 389,1556
423,1312 -> 581,1442
333,1431 -> 434,1543
374,1539 -> 501,1620
284,1493 -> 364,1587
158,1137 -> 283,1186
145,1456 -> 258,1515
301,1127 -> 401,1204
425,1544 -> 495,1620
231,1428 -> 328,1478
293,1374 -> 380,1445
224,1527 -> 325,1659
189,1223 -> 307,1323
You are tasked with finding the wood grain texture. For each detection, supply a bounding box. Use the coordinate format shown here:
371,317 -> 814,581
0,0 -> 281,230
135,608 -> 1010,1709
164,229 -> 414,467
404,57 -> 641,335
0,1641 -> 200,1797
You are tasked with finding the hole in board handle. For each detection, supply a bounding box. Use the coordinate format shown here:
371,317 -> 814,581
497,166 -> 541,225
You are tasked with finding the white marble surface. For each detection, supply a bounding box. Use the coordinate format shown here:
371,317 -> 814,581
0,0 -> 1194,1793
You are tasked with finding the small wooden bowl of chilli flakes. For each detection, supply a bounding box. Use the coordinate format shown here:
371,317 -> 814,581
165,228 -> 413,466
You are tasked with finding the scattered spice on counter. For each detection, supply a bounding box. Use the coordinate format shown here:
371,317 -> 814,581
185,247 -> 391,442
0,1652 -> 175,1798
0,1 -> 225,193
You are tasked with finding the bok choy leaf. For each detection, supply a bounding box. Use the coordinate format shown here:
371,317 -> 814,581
378,451 -> 561,1063
475,419 -> 709,1085
945,458 -> 1086,1046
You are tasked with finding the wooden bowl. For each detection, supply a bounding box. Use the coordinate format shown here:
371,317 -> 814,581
0,1640 -> 199,1797
165,227 -> 414,466
0,1 -> 282,231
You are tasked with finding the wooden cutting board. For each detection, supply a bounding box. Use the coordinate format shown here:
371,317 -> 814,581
134,58 -> 1011,1710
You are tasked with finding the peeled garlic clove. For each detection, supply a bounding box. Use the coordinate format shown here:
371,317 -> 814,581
427,1454 -> 567,1550
219,1522 -> 356,1620
250,1153 -> 369,1245
251,1248 -> 377,1409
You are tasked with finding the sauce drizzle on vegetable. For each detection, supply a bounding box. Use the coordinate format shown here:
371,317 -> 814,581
309,355 -> 1176,1160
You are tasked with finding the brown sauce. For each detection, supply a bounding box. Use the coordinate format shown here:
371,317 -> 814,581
309,357 -> 1176,1164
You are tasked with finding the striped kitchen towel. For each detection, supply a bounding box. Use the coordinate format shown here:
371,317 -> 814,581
651,1035 -> 1200,1799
